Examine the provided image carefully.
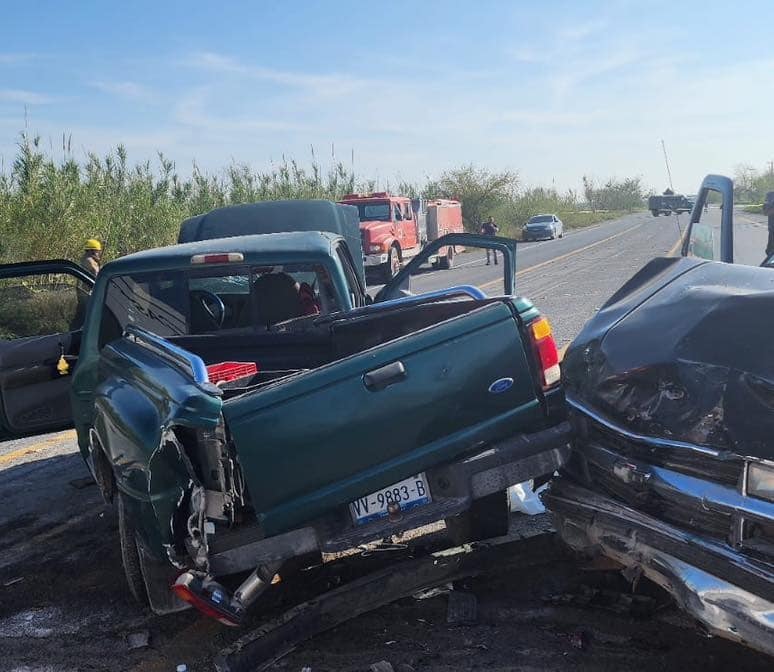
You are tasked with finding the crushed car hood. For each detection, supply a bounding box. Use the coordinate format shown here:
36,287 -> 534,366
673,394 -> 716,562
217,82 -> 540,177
563,256 -> 774,460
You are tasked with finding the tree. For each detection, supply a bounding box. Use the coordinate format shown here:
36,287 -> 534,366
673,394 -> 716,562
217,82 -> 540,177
734,163 -> 758,203
426,165 -> 518,228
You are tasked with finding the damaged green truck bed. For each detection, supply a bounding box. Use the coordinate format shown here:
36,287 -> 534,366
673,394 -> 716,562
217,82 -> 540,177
0,200 -> 570,625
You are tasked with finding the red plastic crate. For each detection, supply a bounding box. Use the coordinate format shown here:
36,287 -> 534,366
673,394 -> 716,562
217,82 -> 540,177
206,361 -> 258,385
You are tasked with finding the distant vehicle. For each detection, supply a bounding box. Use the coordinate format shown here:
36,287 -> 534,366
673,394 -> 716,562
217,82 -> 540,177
522,214 -> 563,241
338,192 -> 464,281
648,193 -> 693,216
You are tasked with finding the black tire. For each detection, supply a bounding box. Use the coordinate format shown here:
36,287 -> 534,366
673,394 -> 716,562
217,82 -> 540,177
382,245 -> 400,282
438,245 -> 454,270
445,491 -> 510,545
118,492 -> 150,606
652,210 -> 659,217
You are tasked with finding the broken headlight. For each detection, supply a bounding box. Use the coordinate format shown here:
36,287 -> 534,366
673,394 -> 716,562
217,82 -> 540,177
747,462 -> 774,503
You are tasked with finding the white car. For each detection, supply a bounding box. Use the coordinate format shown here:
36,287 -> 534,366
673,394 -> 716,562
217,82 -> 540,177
522,214 -> 563,241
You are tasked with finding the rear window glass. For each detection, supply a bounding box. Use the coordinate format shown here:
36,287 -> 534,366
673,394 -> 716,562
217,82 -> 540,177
529,215 -> 554,223
100,263 -> 339,345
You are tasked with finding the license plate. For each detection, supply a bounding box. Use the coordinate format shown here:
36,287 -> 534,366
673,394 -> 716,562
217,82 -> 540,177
349,473 -> 432,525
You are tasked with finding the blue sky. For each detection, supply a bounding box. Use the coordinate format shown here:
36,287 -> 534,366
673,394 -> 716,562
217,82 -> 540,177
1,0 -> 773,193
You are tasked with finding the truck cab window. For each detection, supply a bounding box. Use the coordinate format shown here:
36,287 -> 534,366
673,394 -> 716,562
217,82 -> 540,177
100,264 -> 340,344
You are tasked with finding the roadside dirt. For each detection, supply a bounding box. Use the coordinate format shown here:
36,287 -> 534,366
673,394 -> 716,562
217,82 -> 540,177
1,448 -> 771,671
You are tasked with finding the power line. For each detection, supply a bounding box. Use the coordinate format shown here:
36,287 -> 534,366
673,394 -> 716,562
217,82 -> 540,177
661,139 -> 674,192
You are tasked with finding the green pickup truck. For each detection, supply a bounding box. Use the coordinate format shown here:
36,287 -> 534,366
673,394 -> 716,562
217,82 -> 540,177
0,200 -> 570,625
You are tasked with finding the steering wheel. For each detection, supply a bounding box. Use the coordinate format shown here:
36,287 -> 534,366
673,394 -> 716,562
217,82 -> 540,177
190,289 -> 225,328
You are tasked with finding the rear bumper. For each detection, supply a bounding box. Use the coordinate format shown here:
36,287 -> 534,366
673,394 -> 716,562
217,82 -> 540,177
209,421 -> 571,574
544,479 -> 774,657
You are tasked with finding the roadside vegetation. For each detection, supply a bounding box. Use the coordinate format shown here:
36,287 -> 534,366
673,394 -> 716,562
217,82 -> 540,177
0,133 -> 646,264
734,163 -> 774,208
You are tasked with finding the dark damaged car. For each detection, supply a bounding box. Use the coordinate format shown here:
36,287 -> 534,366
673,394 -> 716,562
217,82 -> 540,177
0,200 -> 570,626
545,175 -> 774,656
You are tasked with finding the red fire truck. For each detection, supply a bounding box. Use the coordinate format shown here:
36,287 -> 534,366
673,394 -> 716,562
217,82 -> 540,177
339,192 -> 464,281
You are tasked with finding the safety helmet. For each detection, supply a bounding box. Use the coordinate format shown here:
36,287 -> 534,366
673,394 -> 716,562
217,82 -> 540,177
84,238 -> 102,251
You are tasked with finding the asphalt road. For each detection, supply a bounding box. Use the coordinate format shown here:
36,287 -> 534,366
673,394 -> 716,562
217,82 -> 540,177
369,208 -> 684,346
3,209 -> 771,671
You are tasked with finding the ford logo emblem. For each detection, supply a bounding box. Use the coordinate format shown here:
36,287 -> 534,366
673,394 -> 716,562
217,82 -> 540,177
488,377 -> 514,394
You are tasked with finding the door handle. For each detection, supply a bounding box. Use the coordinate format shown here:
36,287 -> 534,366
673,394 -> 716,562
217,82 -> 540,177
363,361 -> 407,391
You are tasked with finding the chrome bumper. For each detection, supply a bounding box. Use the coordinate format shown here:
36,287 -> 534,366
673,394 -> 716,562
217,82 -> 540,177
545,480 -> 774,657
364,252 -> 389,267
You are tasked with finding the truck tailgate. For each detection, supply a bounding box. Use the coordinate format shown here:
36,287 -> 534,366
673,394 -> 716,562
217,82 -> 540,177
222,301 -> 543,535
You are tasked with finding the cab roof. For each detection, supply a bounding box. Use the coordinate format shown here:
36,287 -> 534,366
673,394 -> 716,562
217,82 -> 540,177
102,231 -> 341,275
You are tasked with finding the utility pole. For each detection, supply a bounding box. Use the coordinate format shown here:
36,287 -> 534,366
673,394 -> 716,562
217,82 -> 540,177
661,139 -> 674,192
768,160 -> 773,176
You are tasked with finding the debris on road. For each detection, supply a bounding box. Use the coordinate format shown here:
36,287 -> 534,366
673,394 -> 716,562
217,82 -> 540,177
215,533 -> 560,672
126,630 -> 150,650
369,661 -> 395,672
2,576 -> 24,587
68,476 -> 96,490
546,583 -> 658,617
508,481 -> 546,515
569,630 -> 590,650
446,590 -> 478,625
412,583 -> 452,600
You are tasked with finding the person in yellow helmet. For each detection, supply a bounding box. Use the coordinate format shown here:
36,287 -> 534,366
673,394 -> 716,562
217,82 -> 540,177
80,239 -> 102,276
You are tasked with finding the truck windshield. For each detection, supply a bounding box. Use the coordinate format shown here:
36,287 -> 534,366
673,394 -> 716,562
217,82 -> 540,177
99,263 -> 339,343
351,202 -> 391,222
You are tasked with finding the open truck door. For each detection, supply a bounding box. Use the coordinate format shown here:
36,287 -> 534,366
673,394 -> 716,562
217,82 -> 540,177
0,260 -> 94,439
682,174 -> 734,263
375,233 -> 518,302
683,174 -> 772,267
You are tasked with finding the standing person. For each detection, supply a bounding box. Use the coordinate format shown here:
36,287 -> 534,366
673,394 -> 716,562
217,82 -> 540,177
480,216 -> 499,265
764,192 -> 774,259
80,239 -> 102,276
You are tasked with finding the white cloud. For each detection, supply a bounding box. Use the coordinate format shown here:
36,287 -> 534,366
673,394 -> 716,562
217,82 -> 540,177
0,89 -> 55,104
173,87 -> 311,133
91,80 -> 154,101
557,19 -> 608,42
0,53 -> 39,65
183,51 -> 376,98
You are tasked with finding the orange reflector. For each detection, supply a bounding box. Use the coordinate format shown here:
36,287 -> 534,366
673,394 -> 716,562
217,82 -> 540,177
528,317 -> 561,390
531,317 -> 552,341
191,252 -> 244,265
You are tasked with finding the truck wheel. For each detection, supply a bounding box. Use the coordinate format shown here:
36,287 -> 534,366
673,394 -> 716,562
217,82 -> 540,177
445,491 -> 510,545
652,210 -> 659,217
382,245 -> 400,282
438,246 -> 454,269
118,492 -> 150,606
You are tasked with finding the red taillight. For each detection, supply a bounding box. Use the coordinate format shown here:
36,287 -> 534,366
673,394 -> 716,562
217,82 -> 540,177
190,252 -> 244,265
529,317 -> 561,389
172,572 -> 242,627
